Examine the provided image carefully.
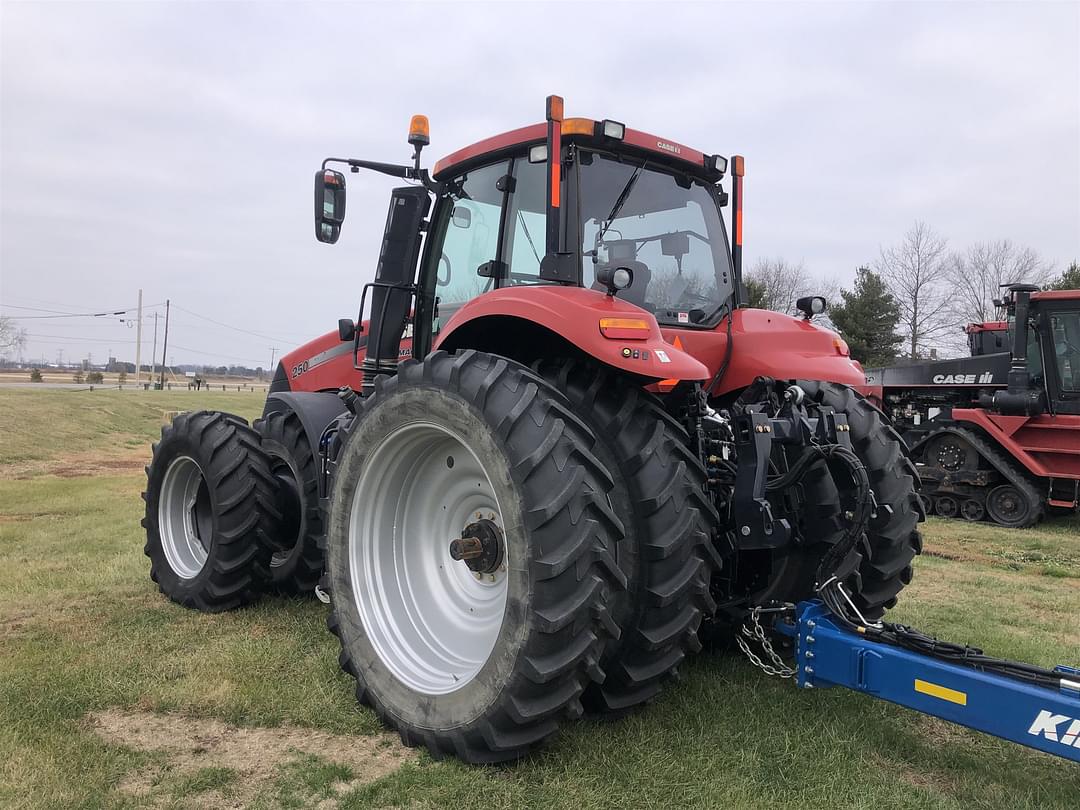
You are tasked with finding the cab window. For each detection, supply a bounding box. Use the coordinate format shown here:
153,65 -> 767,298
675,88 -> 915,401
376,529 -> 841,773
434,161 -> 507,307
1050,311 -> 1080,393
504,158 -> 547,285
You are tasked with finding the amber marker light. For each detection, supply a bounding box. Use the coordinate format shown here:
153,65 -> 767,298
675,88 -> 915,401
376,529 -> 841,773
599,318 -> 651,340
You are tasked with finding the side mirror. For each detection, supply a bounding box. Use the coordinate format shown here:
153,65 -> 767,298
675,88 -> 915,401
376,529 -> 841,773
451,205 -> 472,229
338,318 -> 356,342
314,169 -> 346,244
796,296 -> 827,320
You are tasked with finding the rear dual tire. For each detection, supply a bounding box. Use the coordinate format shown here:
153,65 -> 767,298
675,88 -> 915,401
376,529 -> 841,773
142,411 -> 281,612
253,411 -> 325,595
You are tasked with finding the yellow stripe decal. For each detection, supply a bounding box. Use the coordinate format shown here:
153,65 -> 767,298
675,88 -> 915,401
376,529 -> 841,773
914,679 -> 967,706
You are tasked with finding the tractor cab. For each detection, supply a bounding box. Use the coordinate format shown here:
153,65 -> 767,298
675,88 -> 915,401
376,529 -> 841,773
1027,289 -> 1080,414
965,320 -> 1008,356
309,96 -> 861,401
988,284 -> 1080,416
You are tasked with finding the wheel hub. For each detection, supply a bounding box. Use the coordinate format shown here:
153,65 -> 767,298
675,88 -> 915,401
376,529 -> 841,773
449,518 -> 503,574
936,441 -> 964,471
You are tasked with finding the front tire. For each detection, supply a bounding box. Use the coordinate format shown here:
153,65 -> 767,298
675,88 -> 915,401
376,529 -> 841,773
325,351 -> 626,763
798,382 -> 923,618
748,383 -> 923,620
142,411 -> 280,612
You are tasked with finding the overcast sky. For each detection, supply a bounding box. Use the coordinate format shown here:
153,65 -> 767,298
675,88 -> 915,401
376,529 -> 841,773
2,1 -> 1078,370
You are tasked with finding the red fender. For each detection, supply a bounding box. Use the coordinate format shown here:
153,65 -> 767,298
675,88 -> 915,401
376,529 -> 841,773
434,286 -> 709,381
952,409 -> 1080,480
658,309 -> 865,396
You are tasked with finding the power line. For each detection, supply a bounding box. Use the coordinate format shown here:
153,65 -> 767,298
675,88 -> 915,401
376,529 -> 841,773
168,343 -> 268,365
26,332 -> 138,344
170,303 -> 306,343
1,302 -> 165,319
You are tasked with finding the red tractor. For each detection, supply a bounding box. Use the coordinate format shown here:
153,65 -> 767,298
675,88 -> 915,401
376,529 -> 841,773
863,284 -> 1080,527
142,97 -> 921,763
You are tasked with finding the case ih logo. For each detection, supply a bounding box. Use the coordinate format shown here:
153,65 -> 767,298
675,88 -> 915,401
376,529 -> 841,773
1028,710 -> 1080,749
656,140 -> 682,155
932,373 -> 994,385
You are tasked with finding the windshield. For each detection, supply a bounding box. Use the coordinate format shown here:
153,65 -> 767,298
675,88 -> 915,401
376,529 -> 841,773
577,151 -> 734,326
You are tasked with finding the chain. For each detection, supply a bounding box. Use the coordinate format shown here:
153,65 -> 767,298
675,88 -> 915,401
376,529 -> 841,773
735,605 -> 796,679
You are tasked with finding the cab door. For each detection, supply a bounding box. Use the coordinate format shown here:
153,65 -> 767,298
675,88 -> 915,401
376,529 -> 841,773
415,154 -> 552,355
1040,305 -> 1080,414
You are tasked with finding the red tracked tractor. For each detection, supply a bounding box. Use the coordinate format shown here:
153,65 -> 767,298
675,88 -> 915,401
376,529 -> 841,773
863,284 -> 1080,527
142,97 -> 924,762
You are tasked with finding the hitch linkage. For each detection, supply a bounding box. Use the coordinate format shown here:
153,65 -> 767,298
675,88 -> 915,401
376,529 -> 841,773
728,377 -> 852,550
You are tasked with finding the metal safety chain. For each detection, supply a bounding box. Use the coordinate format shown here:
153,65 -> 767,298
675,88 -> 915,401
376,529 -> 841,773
736,604 -> 797,679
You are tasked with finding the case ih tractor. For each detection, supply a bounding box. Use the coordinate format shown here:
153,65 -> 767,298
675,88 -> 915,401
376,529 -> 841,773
142,97 -> 926,762
863,284 -> 1080,528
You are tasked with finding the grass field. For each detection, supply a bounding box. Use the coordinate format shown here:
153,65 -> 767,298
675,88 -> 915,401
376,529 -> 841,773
0,389 -> 1077,809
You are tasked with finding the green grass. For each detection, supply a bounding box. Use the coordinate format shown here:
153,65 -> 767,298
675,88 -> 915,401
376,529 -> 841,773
0,390 -> 1078,808
0,388 -> 264,473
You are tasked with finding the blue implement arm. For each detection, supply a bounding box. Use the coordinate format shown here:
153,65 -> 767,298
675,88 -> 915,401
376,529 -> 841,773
775,601 -> 1080,764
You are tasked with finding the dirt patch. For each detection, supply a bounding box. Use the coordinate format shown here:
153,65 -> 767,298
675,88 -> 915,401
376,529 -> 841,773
914,715 -> 973,748
51,457 -> 147,478
0,589 -> 165,643
3,446 -> 149,480
869,751 -> 958,795
88,709 -> 414,808
0,608 -> 37,640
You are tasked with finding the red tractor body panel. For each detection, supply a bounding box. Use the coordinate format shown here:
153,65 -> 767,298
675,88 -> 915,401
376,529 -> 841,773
279,328 -> 412,394
433,122 -> 711,181
661,309 -> 864,396
279,297 -> 862,396
952,408 -> 1080,480
434,287 -> 709,381
965,320 -> 1007,334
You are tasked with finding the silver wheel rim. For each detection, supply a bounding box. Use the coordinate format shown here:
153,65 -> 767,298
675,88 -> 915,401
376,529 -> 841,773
158,456 -> 211,579
349,421 -> 508,695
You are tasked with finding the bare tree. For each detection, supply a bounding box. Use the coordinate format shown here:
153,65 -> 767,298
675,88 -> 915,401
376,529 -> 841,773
947,240 -> 1054,325
0,316 -> 27,358
876,221 -> 956,359
744,257 -> 813,315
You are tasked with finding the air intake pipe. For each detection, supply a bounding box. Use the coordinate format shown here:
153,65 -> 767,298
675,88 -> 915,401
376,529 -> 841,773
362,185 -> 431,394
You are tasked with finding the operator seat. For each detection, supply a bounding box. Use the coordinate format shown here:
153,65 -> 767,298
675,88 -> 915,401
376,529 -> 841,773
591,260 -> 652,309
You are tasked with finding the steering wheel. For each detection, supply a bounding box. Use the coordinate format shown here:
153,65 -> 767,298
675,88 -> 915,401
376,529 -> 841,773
677,289 -> 714,304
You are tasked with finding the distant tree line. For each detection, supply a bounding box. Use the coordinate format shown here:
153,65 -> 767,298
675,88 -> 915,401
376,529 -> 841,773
745,221 -> 1078,367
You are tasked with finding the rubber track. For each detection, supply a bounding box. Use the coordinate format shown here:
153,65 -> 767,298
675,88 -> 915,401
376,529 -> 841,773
253,410 -> 325,593
914,425 -> 1045,528
325,351 -> 627,763
536,358 -> 722,713
799,382 -> 923,618
142,411 -> 280,612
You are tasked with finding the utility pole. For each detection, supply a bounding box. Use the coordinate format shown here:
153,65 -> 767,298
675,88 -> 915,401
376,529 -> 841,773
159,299 -> 170,389
151,313 -> 159,388
134,288 -> 143,385
268,347 -> 277,375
